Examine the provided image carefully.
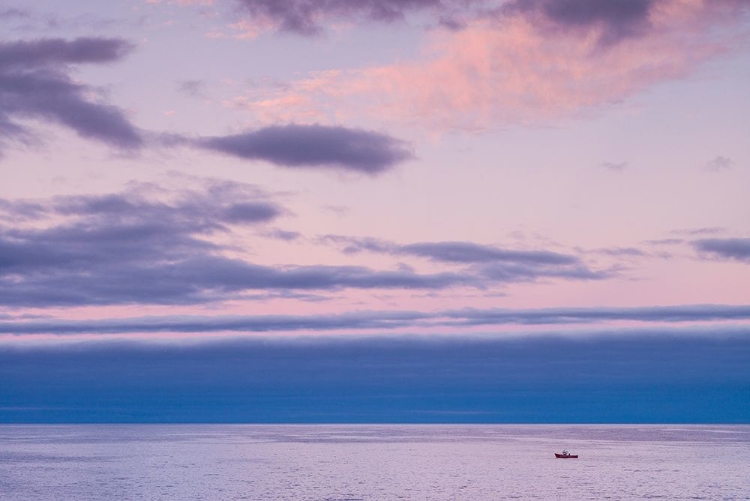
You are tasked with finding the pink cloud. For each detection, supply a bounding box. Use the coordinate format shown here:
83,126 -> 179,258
229,18 -> 278,39
227,0 -> 748,130
224,70 -> 345,124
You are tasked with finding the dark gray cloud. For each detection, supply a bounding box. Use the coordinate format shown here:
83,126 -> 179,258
322,205 -> 349,216
694,238 -> 750,263
601,161 -> 628,172
1,333 -> 748,423
704,156 -> 734,172
0,37 -> 142,155
0,185 -> 485,308
0,8 -> 29,21
177,80 -> 211,101
178,79 -> 207,97
198,124 -> 413,174
2,304 -> 749,335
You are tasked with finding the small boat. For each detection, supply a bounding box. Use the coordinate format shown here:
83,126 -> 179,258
555,449 -> 578,459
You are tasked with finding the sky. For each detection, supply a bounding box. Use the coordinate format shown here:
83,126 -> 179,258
1,0 -> 749,423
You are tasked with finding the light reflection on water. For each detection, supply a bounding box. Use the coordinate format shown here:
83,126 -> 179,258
1,425 -> 749,500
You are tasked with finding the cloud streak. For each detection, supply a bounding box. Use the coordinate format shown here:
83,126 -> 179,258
322,236 -> 608,282
196,124 -> 413,174
2,304 -> 748,335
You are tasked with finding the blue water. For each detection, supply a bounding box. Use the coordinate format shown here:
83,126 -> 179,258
1,425 -> 749,500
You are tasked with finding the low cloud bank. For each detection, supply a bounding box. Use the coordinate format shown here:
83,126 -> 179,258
1,333 -> 748,423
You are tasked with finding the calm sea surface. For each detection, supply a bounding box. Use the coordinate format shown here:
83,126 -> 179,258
1,425 -> 748,500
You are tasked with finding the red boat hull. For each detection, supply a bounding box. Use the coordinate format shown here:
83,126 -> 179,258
555,453 -> 578,458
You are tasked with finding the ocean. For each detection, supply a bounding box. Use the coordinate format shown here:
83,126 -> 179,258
1,425 -> 748,500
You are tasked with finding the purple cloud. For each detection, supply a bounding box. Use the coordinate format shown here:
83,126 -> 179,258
0,37 -> 132,67
500,0 -> 655,45
234,0 -> 458,35
227,0 -> 750,44
198,124 -> 414,174
0,184 -> 615,308
694,238 -> 750,263
323,236 -> 578,264
236,0 -> 652,39
233,0 -> 677,44
0,184 -> 483,307
0,37 -> 142,155
222,202 -> 281,223
321,236 -> 610,282
0,8 -> 29,21
499,0 -> 750,46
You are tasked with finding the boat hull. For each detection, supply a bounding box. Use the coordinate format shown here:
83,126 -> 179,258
555,453 -> 578,458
